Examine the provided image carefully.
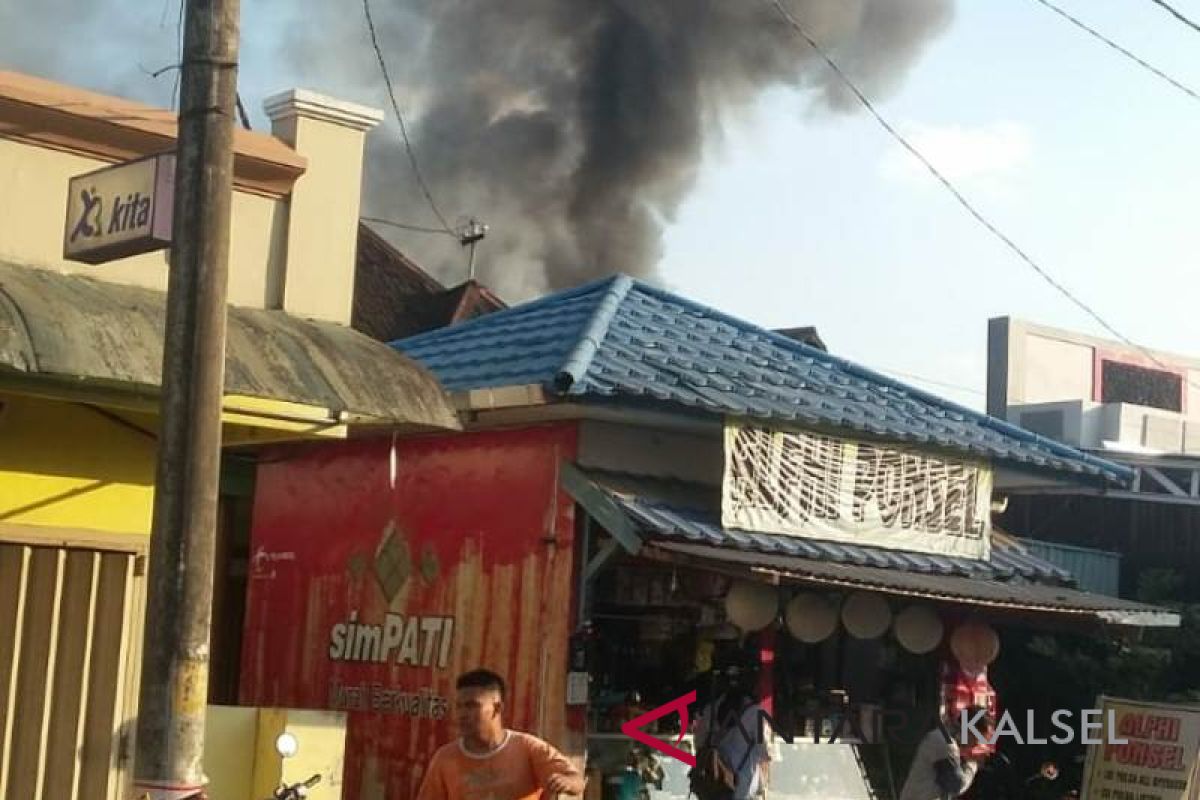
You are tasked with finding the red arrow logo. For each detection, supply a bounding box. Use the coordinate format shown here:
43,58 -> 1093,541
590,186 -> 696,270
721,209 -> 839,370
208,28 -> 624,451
620,690 -> 697,767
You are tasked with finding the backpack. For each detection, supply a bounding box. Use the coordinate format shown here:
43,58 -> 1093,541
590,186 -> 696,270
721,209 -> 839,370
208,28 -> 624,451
688,698 -> 754,800
688,744 -> 739,800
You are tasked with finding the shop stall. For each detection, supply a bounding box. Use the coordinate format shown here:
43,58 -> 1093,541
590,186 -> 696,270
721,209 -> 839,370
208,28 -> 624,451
564,460 -> 1176,800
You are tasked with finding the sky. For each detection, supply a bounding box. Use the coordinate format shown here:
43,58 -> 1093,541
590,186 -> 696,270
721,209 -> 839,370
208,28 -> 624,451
655,0 -> 1200,409
1,0 -> 1196,411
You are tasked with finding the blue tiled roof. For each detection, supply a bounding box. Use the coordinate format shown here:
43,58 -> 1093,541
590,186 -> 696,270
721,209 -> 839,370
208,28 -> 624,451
612,493 -> 1074,585
396,274 -> 1131,484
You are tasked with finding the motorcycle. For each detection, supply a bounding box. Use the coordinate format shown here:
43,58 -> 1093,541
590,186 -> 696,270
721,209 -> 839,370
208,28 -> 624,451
968,753 -> 1070,800
141,732 -> 322,800
270,772 -> 323,800
269,732 -> 323,800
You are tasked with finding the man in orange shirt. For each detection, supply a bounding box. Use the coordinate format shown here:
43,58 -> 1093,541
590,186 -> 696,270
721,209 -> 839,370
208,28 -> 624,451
416,669 -> 587,800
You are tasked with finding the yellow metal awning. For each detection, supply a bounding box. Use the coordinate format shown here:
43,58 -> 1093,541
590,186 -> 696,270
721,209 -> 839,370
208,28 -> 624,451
0,261 -> 459,433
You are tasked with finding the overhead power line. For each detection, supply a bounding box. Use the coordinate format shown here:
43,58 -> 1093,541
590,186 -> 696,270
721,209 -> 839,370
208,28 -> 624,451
236,95 -> 252,130
1031,0 -> 1200,103
172,0 -> 184,110
766,0 -> 1199,392
874,368 -> 986,397
361,0 -> 455,235
362,216 -> 459,237
1144,0 -> 1200,37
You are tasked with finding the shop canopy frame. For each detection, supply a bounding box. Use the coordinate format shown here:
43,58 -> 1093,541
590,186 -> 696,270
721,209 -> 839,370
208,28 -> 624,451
563,464 -> 1179,630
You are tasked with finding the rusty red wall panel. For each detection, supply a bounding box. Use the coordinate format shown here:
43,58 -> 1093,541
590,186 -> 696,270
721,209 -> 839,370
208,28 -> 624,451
239,424 -> 580,800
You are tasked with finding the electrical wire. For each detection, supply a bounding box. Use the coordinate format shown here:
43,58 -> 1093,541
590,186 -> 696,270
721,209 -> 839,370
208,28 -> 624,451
1031,0 -> 1200,103
873,368 -> 985,397
1144,0 -> 1200,36
172,0 -> 184,111
767,0 -> 1199,392
362,216 -> 460,237
362,0 -> 456,235
236,95 -> 252,130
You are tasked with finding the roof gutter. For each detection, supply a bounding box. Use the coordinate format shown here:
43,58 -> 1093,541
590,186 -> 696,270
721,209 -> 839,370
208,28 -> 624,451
638,544 -> 1180,628
452,383 -> 549,412
451,390 -> 722,435
743,563 -> 1181,627
0,373 -> 354,438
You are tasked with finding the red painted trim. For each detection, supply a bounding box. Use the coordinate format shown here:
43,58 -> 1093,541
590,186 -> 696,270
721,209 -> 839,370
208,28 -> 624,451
757,627 -> 776,718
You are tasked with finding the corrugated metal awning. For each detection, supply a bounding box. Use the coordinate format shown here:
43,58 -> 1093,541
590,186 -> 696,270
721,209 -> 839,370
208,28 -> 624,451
614,492 -> 1074,584
0,262 -> 458,429
563,466 -> 1178,628
644,541 -> 1177,628
565,466 -> 1073,583
1018,537 -> 1122,597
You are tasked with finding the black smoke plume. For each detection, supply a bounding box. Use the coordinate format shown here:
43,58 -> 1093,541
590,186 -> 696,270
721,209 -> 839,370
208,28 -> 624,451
0,0 -> 952,299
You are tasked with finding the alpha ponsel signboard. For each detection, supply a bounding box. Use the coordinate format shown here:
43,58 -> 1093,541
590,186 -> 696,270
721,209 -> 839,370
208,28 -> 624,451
1080,696 -> 1200,800
239,426 -> 580,800
723,422 -> 992,560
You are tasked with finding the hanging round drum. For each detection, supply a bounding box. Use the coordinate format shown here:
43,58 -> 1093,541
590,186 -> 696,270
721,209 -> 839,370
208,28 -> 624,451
950,620 -> 1000,673
893,604 -> 944,654
724,579 -> 779,631
784,592 -> 839,643
841,591 -> 892,639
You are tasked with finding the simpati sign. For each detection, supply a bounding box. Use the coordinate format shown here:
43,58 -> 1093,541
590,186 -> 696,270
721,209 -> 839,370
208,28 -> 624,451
1080,696 -> 1200,800
64,153 -> 174,264
722,423 -> 991,559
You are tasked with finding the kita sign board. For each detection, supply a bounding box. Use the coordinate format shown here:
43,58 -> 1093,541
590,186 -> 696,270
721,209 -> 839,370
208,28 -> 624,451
63,153 -> 175,264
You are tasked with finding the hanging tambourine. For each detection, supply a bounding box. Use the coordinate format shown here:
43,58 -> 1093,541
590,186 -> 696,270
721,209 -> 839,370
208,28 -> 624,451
950,620 -> 1000,673
893,604 -> 944,654
724,580 -> 778,631
841,591 -> 892,639
784,592 -> 839,643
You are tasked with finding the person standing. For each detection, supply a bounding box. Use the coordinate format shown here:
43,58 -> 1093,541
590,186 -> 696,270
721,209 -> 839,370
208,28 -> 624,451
691,665 -> 771,800
898,707 -> 993,800
417,669 -> 587,800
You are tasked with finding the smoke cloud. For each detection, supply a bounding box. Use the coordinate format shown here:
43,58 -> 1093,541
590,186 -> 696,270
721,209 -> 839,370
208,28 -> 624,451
0,0 -> 952,300
349,0 -> 955,298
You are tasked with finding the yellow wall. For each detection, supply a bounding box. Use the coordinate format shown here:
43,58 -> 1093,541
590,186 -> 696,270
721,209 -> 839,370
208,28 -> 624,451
0,138 -> 288,309
0,386 -> 353,542
206,705 -> 347,800
0,392 -> 155,536
205,706 -> 259,800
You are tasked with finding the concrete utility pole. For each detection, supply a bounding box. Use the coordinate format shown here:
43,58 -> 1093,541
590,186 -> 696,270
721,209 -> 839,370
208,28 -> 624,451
132,0 -> 239,797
